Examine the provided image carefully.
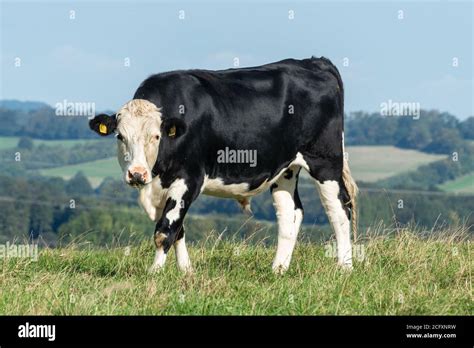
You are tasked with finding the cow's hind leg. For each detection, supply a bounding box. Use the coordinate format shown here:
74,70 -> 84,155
310,171 -> 353,269
272,167 -> 303,274
315,179 -> 352,268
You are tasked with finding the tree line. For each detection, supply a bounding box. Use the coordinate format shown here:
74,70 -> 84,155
1,105 -> 473,148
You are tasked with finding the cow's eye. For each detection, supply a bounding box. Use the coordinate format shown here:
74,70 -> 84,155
155,135 -> 160,140
117,133 -> 124,142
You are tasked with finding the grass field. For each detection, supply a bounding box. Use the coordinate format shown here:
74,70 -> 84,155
39,158 -> 121,187
0,229 -> 471,315
36,145 -> 446,186
346,146 -> 445,182
439,173 -> 474,194
0,136 -> 104,150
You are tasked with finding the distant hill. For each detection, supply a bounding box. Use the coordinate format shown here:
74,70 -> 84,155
0,99 -> 51,112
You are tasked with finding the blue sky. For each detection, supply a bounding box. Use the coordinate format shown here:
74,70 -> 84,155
1,0 -> 472,119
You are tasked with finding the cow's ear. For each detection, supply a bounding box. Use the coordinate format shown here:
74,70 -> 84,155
163,118 -> 187,139
89,114 -> 117,136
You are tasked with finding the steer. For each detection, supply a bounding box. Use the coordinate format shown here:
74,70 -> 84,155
89,56 -> 358,273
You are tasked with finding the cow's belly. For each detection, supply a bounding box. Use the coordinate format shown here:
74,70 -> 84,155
201,176 -> 273,199
201,152 -> 310,199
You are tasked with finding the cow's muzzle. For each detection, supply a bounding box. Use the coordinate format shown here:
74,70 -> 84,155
127,167 -> 148,187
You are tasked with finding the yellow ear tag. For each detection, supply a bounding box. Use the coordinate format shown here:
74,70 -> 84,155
99,123 -> 107,134
168,125 -> 176,137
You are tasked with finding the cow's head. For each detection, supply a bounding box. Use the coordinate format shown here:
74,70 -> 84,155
89,99 -> 163,187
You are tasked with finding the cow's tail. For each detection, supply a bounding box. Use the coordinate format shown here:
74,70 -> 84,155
319,56 -> 359,241
342,156 -> 359,241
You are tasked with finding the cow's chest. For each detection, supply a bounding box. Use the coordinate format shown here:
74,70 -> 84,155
138,179 -> 168,221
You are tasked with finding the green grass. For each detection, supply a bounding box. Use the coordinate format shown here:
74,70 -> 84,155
439,172 -> 474,194
0,229 -> 471,315
0,136 -> 104,150
0,136 -> 22,150
346,146 -> 446,182
39,158 -> 120,187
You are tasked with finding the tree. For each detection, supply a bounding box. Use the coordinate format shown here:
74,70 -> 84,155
18,136 -> 34,150
66,171 -> 94,195
459,117 -> 474,140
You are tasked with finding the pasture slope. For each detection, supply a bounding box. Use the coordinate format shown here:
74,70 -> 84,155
0,136 -> 104,150
0,226 -> 471,315
439,173 -> 474,194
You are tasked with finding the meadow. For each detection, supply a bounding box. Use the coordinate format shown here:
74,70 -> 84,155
39,158 -> 121,187
439,173 -> 474,194
0,226 -> 471,315
0,136 -> 104,150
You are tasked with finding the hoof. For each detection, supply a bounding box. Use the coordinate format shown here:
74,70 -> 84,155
148,264 -> 163,274
179,264 -> 194,274
272,264 -> 288,275
338,262 -> 353,271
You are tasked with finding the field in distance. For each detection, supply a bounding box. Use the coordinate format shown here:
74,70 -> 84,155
39,145 -> 446,186
438,173 -> 474,194
346,146 -> 445,182
0,136 -> 104,150
39,158 -> 121,187
0,137 -> 446,187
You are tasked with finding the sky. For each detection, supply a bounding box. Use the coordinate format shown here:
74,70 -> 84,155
0,0 -> 473,119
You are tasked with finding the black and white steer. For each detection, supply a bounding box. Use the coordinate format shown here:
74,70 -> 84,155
89,57 -> 358,273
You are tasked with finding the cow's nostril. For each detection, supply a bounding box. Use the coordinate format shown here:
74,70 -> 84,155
128,168 -> 147,185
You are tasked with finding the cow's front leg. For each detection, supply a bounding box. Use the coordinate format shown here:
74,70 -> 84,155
174,226 -> 192,273
151,177 -> 201,273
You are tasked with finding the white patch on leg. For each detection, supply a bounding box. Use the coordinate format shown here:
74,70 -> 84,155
174,236 -> 192,273
315,180 -> 352,269
165,179 -> 188,224
272,171 -> 300,274
294,207 -> 303,233
148,247 -> 167,273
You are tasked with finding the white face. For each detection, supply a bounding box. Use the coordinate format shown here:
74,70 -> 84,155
115,99 -> 162,187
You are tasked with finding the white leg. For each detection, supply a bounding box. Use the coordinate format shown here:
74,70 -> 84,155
315,180 -> 352,269
174,236 -> 192,273
272,168 -> 301,274
148,247 -> 167,273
